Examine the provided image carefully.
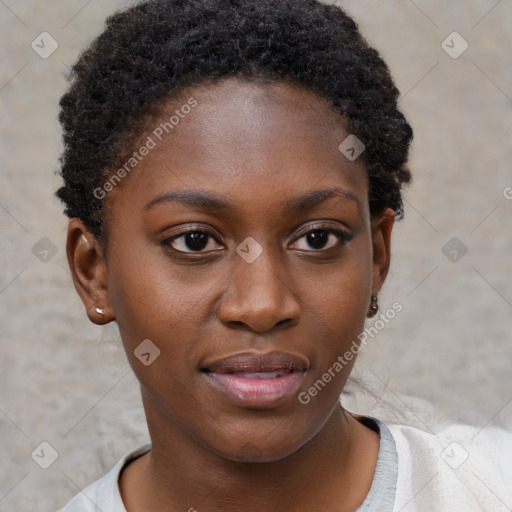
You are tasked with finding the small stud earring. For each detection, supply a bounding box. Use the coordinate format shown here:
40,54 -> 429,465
367,295 -> 379,318
95,307 -> 105,316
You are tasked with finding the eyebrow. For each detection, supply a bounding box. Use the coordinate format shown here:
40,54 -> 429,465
144,187 -> 361,214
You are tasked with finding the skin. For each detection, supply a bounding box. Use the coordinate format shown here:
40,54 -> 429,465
67,77 -> 395,512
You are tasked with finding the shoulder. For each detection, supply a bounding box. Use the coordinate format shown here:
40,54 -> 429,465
56,443 -> 152,512
386,421 -> 512,512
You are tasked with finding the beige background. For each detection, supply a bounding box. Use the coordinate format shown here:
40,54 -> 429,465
1,1 -> 511,510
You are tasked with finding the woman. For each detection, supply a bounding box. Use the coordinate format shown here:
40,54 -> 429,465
56,0 -> 512,510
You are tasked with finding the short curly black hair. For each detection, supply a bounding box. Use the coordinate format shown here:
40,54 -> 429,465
56,0 -> 413,243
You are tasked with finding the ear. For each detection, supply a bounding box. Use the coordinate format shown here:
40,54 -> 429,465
370,208 -> 395,297
66,218 -> 115,325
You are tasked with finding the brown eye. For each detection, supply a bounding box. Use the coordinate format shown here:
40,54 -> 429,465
291,227 -> 352,251
161,230 -> 223,253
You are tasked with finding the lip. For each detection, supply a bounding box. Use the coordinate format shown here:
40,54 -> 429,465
201,351 -> 308,409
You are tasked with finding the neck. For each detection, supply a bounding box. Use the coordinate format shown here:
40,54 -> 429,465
120,397 -> 379,512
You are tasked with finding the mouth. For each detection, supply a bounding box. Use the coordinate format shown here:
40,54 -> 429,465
201,351 -> 308,409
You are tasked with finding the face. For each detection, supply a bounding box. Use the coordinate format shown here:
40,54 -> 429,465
69,78 -> 394,462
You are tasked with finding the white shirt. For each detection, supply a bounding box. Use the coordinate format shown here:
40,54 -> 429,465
57,417 -> 512,512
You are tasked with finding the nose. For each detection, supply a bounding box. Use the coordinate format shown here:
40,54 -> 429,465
218,248 -> 301,333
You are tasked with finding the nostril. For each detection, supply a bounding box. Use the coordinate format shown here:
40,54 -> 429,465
275,318 -> 297,329
226,320 -> 247,330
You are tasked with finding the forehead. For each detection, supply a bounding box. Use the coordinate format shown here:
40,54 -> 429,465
108,77 -> 368,219
162,78 -> 355,162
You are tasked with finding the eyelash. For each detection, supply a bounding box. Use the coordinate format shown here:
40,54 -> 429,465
160,225 -> 352,254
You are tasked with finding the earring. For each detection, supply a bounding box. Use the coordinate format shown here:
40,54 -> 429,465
367,295 -> 379,318
88,305 -> 105,316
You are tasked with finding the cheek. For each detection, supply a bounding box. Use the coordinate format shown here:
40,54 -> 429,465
299,239 -> 373,372
106,245 -> 236,408
107,243 -> 213,335
107,258 -> 207,407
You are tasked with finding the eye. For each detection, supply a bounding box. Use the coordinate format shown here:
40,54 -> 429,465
161,229 -> 223,253
290,226 -> 352,251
